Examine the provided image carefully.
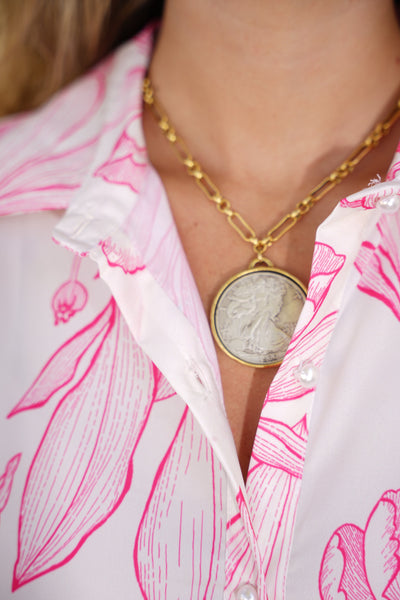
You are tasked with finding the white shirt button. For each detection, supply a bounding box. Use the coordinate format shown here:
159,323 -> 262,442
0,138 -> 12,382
294,360 -> 318,388
377,194 -> 400,213
234,582 -> 258,600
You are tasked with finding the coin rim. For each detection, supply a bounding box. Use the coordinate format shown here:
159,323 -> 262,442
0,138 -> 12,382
210,266 -> 308,368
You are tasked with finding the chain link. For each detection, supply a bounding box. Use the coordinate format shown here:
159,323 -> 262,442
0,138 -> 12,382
143,78 -> 400,262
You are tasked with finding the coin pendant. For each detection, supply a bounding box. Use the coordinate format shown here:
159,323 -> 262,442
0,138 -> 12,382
210,267 -> 307,368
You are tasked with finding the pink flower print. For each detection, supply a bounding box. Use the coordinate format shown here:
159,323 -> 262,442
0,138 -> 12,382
0,35 -> 151,217
8,300 -> 114,416
340,194 -> 380,209
51,281 -> 87,324
134,407 -> 226,599
248,244 -> 345,596
226,420 -> 308,599
341,182 -> 400,210
123,169 -> 220,376
319,489 -> 400,600
356,215 -> 400,321
300,242 -> 346,327
95,118 -> 147,193
9,299 -> 165,589
267,242 -> 345,404
267,310 -> 337,403
0,70 -> 108,216
0,454 -> 21,522
245,417 -> 307,599
224,513 -> 257,597
153,366 -> 176,402
134,23 -> 156,57
386,151 -> 400,180
51,255 -> 88,324
100,235 -> 145,274
251,417 -> 307,477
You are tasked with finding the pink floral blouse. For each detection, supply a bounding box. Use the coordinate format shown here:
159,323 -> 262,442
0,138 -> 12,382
1,26 -> 400,600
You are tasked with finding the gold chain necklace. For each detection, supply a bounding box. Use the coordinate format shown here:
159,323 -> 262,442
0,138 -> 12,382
143,77 -> 400,368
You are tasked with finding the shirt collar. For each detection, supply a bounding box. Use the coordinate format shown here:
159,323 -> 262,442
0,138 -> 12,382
50,30 -> 246,493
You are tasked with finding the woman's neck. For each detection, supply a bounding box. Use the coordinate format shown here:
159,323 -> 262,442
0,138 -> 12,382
148,0 -> 400,189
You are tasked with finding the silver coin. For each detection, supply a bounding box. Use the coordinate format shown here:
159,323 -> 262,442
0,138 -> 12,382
210,267 -> 307,367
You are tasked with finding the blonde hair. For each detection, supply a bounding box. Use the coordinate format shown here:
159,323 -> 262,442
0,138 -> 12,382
0,0 -> 163,116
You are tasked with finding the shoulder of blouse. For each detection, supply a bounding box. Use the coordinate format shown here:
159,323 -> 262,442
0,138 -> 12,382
0,25 -> 154,217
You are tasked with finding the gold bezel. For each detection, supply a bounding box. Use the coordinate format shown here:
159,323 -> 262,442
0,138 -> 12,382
210,266 -> 307,368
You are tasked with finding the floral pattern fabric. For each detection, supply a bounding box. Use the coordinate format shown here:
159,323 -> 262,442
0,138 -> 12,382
2,25 -> 400,600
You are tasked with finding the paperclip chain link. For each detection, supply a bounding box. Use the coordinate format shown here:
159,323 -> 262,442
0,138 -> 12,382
143,77 -> 400,263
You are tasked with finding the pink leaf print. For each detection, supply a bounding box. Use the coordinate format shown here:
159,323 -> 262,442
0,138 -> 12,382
356,215 -> 400,321
0,34 -> 151,216
340,180 -> 400,209
153,368 -> 176,402
100,236 -> 145,274
224,514 -> 257,597
0,454 -> 21,521
267,311 -> 338,403
267,242 -> 345,404
0,70 -> 107,215
237,245 -> 344,597
386,153 -> 400,181
51,256 -> 88,324
134,24 -> 155,56
126,176 -> 221,375
8,300 -> 114,416
340,193 -> 380,210
306,243 -> 346,316
320,525 -> 372,600
134,407 -> 225,599
95,120 -> 147,192
13,307 -> 157,590
246,418 -> 307,598
225,419 -> 308,599
252,417 -> 307,476
319,489 -> 400,600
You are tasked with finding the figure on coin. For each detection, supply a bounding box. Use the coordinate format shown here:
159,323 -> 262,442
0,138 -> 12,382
225,275 -> 290,356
